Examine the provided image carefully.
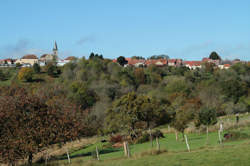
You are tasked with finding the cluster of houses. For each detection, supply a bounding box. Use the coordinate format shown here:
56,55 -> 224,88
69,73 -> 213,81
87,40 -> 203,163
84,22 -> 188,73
0,42 -> 76,68
0,41 -> 245,70
112,57 -> 243,70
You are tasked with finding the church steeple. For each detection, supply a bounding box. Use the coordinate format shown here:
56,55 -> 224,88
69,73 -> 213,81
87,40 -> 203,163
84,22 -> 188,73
53,41 -> 58,52
53,41 -> 58,61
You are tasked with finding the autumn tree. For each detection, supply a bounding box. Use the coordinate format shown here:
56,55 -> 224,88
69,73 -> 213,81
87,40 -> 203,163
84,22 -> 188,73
0,87 -> 90,165
18,67 -> 33,82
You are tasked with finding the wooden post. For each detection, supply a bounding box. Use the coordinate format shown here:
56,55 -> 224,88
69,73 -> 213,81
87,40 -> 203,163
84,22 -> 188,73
175,131 -> 178,141
206,125 -> 209,144
218,130 -> 222,144
96,146 -> 100,161
66,148 -> 71,164
123,141 -> 128,157
184,135 -> 190,152
156,137 -> 160,151
149,128 -> 153,148
45,151 -> 48,165
126,142 -> 130,158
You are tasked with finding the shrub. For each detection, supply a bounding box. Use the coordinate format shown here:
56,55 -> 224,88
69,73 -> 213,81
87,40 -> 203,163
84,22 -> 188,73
18,67 -> 33,82
135,133 -> 150,144
33,63 -> 41,73
224,131 -> 249,141
110,134 -> 123,144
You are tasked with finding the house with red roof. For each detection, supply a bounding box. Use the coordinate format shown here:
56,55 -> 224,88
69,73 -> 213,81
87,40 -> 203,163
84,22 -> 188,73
15,54 -> 39,66
184,61 -> 202,69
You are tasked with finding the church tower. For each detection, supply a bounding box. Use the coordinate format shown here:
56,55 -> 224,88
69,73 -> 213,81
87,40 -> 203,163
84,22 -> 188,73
53,41 -> 58,61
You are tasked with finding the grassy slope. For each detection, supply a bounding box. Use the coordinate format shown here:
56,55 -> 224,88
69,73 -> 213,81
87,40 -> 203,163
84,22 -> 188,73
42,127 -> 250,166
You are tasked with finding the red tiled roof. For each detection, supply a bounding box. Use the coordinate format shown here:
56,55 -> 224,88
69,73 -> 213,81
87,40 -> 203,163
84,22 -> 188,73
146,59 -> 167,66
127,59 -> 145,65
22,54 -> 38,59
184,61 -> 202,66
65,56 -> 76,60
224,64 -> 231,67
202,58 -> 210,62
168,59 -> 177,63
40,54 -> 49,58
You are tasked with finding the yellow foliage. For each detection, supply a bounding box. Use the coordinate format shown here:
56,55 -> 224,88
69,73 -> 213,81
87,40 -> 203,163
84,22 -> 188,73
18,67 -> 33,82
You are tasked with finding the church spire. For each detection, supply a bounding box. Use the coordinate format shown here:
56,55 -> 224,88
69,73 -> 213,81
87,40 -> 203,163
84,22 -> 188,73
53,41 -> 58,61
53,41 -> 58,51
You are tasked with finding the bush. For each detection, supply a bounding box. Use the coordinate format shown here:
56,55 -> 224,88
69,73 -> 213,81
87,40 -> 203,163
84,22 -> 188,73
18,67 -> 33,82
135,130 -> 165,144
135,133 -> 150,144
224,131 -> 249,141
33,63 -> 41,73
110,134 -> 123,144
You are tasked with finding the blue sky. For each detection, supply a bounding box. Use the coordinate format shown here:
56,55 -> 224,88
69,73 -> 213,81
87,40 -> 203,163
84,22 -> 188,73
0,0 -> 250,60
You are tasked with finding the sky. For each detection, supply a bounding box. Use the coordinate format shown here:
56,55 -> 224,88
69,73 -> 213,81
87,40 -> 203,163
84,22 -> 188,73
0,0 -> 250,60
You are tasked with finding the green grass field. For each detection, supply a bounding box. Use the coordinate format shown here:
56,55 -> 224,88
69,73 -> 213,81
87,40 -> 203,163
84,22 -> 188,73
35,126 -> 250,166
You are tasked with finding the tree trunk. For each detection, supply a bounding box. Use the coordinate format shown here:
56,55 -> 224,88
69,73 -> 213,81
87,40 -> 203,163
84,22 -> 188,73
182,132 -> 185,141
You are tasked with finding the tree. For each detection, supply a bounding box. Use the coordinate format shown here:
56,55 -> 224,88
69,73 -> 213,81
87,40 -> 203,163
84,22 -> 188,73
0,87 -> 90,165
18,67 -> 33,82
197,107 -> 217,144
46,63 -> 57,77
149,54 -> 169,59
209,51 -> 221,60
68,81 -> 98,110
33,63 -> 41,73
171,108 -> 192,140
105,92 -> 169,137
117,56 -> 128,66
89,52 -> 103,60
134,68 -> 146,86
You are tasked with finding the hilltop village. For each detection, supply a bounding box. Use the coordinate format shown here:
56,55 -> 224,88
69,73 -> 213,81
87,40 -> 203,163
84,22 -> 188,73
0,42 -> 247,70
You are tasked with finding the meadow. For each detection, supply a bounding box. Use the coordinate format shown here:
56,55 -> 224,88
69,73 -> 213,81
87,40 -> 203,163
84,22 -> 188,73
32,114 -> 250,166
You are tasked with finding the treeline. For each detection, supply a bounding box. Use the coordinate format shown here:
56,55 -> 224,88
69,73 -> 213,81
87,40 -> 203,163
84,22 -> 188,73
0,55 -> 250,164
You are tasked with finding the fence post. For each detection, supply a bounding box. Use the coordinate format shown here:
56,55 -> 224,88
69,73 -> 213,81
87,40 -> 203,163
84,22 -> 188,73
149,128 -> 153,148
96,146 -> 100,161
175,131 -> 178,141
184,135 -> 190,152
218,130 -> 222,144
156,137 -> 160,151
123,141 -> 128,157
45,150 -> 49,165
66,148 -> 71,164
126,142 -> 130,158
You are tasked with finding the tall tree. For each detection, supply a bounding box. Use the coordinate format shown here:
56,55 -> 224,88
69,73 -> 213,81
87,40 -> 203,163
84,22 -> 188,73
209,51 -> 221,60
117,56 -> 128,66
